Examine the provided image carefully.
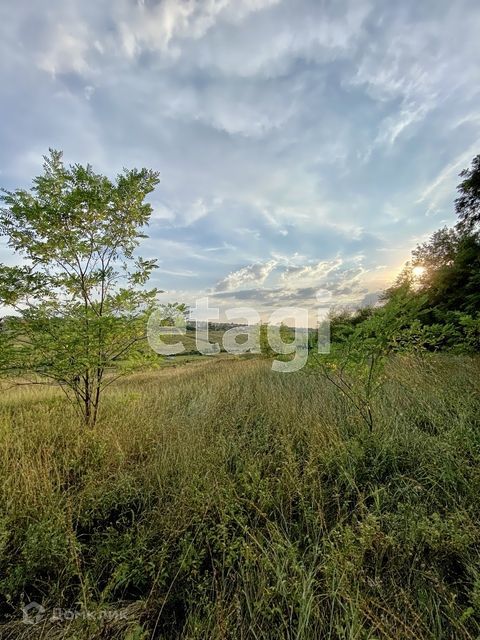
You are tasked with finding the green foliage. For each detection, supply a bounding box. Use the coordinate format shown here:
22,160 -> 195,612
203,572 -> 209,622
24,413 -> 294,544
155,302 -> 189,326
415,232 -> 480,315
323,154 -> 480,363
259,322 -> 293,358
0,150 -> 160,426
336,199 -> 480,361
377,228 -> 480,354
1,356 -> 480,638
455,153 -> 480,231
259,323 -> 272,357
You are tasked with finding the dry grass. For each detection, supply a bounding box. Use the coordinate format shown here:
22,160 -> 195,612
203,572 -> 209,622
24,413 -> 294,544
0,355 -> 480,638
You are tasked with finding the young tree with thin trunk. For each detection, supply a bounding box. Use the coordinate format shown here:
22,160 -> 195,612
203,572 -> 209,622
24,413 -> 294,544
0,150 -> 160,427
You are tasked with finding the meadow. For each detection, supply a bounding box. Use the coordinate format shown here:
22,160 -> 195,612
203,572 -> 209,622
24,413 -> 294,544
1,354 -> 480,639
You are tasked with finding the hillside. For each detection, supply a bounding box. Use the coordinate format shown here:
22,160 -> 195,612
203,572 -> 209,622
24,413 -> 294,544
1,355 -> 479,638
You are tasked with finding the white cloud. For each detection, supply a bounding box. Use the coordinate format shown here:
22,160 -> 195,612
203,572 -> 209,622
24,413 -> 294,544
2,0 -> 480,312
279,257 -> 368,300
281,259 -> 343,286
215,260 -> 277,292
38,23 -> 91,76
348,3 -> 480,152
375,102 -> 432,147
211,254 -> 373,311
416,142 -> 480,215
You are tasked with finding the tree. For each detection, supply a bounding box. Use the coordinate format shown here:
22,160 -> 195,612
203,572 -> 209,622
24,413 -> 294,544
412,227 -> 459,273
424,233 -> 480,315
312,290 -> 429,431
0,150 -> 160,427
259,321 -> 292,357
455,154 -> 480,231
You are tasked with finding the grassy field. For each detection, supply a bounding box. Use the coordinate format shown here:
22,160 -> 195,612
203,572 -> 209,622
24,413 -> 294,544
160,328 -> 231,356
1,355 -> 480,638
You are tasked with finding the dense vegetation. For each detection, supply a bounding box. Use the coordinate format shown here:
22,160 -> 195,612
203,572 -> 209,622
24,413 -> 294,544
325,155 -> 480,356
0,155 -> 479,638
1,356 -> 480,639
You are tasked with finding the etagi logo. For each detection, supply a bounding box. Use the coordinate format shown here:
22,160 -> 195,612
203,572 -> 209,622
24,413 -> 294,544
147,296 -> 331,373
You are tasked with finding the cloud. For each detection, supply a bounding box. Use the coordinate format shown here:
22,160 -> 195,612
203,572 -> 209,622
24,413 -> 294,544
416,142 -> 480,216
211,254 -> 371,313
38,23 -> 91,76
281,259 -> 343,286
1,0 -> 480,316
215,260 -> 277,292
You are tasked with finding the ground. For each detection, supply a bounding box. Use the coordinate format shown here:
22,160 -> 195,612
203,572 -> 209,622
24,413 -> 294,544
1,355 -> 480,639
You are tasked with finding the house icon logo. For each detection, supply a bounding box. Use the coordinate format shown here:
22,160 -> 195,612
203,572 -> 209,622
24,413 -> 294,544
21,602 -> 46,625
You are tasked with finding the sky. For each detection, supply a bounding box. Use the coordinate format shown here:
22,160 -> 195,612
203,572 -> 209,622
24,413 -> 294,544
1,0 -> 479,320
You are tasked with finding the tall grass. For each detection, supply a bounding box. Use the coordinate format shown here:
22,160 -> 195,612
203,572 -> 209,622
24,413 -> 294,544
0,355 -> 479,638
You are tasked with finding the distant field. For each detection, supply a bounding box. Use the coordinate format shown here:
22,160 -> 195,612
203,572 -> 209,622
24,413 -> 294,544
157,327 -> 256,369
160,328 -> 231,356
1,355 -> 480,639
